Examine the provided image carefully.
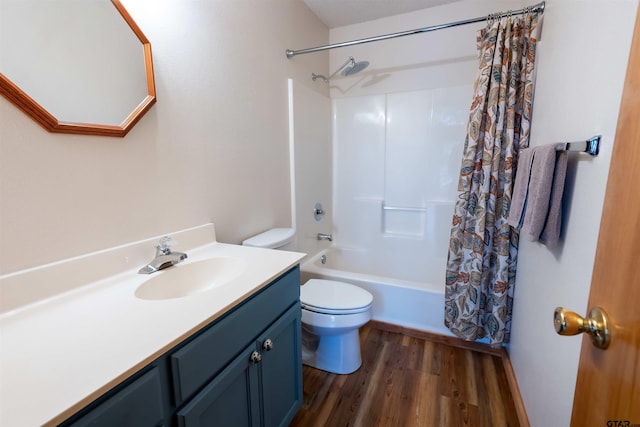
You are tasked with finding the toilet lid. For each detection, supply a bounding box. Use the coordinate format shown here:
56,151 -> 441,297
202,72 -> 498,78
241,228 -> 295,249
301,279 -> 373,314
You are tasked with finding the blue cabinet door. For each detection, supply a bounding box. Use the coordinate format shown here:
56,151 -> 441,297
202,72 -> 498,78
65,368 -> 165,427
176,343 -> 261,427
176,303 -> 302,427
259,304 -> 302,427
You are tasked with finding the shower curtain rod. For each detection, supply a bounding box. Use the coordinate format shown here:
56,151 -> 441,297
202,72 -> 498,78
285,1 -> 545,58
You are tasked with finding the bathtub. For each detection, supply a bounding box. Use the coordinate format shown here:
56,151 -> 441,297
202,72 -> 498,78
300,245 -> 453,336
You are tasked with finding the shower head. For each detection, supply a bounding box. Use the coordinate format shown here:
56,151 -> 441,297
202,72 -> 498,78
341,58 -> 370,76
311,56 -> 370,83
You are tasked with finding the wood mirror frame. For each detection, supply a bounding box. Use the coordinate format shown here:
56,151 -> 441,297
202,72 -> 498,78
0,0 -> 155,137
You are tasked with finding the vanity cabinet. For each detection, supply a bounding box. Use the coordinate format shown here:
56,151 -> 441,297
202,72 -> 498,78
61,267 -> 302,427
176,304 -> 301,427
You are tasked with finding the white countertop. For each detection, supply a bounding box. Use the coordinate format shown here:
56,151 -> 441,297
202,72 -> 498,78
0,236 -> 305,426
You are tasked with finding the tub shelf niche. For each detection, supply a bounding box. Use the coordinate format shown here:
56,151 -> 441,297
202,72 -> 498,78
380,201 -> 454,239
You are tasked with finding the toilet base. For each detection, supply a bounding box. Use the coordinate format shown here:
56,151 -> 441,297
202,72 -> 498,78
301,328 -> 362,374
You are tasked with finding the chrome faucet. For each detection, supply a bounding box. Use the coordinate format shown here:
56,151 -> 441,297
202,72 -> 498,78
317,233 -> 333,242
138,236 -> 187,274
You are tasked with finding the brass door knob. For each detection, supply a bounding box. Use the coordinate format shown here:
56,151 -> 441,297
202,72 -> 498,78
553,306 -> 611,349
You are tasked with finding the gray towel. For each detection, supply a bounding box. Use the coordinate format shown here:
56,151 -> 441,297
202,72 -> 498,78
508,148 -> 535,229
508,143 -> 568,247
539,150 -> 568,247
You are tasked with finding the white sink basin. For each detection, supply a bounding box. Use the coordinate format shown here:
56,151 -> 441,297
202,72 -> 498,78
135,257 -> 245,300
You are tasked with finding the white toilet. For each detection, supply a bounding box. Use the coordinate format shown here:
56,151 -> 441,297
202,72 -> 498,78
242,228 -> 373,374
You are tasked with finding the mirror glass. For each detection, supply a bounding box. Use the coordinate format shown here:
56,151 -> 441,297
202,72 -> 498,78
0,0 -> 154,136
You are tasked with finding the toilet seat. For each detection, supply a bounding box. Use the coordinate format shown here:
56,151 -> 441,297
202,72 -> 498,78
301,279 -> 373,315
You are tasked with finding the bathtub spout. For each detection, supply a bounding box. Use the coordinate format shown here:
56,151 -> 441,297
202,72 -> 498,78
317,233 -> 333,242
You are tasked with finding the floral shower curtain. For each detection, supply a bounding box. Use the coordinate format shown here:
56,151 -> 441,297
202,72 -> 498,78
444,12 -> 539,345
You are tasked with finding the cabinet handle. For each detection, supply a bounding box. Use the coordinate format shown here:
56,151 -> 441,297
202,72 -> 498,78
263,339 -> 274,351
250,351 -> 262,364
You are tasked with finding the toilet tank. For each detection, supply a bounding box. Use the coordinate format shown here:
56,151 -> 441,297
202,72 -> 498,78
242,228 -> 296,251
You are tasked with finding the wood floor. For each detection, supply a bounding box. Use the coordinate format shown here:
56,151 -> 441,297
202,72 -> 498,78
290,322 -> 520,427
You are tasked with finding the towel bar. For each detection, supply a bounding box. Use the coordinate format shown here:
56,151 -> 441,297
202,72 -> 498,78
557,135 -> 600,156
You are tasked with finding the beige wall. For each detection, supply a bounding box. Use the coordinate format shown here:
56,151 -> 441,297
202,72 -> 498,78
0,0 -> 329,274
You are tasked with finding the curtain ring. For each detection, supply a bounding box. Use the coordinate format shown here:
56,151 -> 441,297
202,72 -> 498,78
525,6 -> 533,22
486,12 -> 493,28
488,11 -> 503,27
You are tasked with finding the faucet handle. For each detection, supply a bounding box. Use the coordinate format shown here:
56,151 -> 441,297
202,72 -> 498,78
157,236 -> 176,252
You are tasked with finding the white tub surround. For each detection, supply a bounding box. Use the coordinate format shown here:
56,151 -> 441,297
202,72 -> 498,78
288,79 -> 333,257
0,224 -> 305,427
328,88 -> 469,331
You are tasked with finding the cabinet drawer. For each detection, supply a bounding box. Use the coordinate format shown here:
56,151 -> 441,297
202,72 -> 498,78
170,267 -> 299,404
65,368 -> 164,427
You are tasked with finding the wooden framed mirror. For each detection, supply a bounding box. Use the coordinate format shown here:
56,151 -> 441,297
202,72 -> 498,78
0,0 -> 155,137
